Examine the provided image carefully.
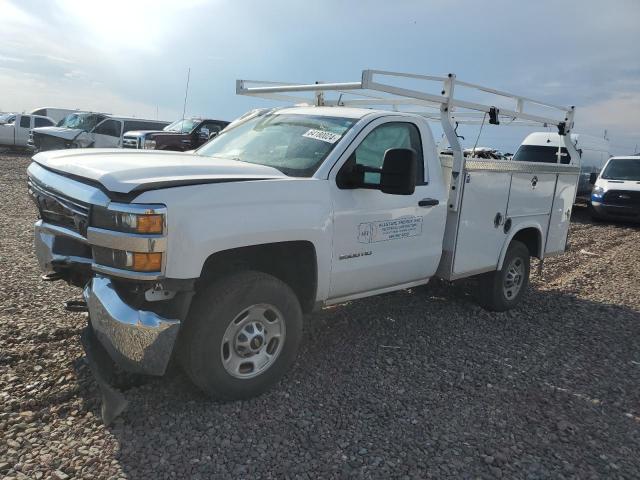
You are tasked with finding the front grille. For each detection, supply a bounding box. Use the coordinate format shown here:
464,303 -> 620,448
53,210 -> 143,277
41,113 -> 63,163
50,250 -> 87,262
602,190 -> 640,206
122,136 -> 140,149
28,176 -> 90,236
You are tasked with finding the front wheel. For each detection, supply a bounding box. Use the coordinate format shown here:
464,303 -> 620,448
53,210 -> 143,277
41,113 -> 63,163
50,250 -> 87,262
179,271 -> 303,401
475,240 -> 530,312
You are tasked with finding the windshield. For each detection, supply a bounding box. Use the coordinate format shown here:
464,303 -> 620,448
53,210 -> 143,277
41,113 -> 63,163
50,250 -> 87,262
196,113 -> 357,177
164,119 -> 199,133
56,113 -> 104,131
601,158 -> 640,181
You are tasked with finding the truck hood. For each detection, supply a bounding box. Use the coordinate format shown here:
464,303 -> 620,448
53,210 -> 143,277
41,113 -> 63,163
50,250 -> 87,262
32,126 -> 84,140
32,149 -> 288,194
124,130 -> 164,138
598,179 -> 640,192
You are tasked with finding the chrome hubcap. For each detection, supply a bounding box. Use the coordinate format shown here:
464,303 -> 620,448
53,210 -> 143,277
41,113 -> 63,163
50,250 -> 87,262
221,304 -> 285,379
503,256 -> 525,300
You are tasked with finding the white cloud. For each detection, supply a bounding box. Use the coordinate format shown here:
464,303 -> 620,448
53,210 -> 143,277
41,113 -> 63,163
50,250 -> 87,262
579,93 -> 640,152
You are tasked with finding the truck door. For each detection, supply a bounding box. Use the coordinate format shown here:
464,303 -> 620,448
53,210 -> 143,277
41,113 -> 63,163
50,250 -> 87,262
0,118 -> 15,146
328,118 -> 446,300
92,119 -> 123,148
15,115 -> 31,146
544,174 -> 577,255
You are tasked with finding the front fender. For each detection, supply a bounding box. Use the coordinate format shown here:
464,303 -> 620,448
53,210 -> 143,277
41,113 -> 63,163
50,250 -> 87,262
133,179 -> 333,301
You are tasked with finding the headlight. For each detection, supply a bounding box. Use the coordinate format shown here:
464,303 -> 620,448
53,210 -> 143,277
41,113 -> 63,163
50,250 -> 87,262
143,139 -> 156,149
92,205 -> 165,234
592,185 -> 605,196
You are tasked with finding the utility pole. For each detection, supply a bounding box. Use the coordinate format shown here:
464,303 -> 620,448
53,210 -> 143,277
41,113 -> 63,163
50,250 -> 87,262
181,67 -> 191,133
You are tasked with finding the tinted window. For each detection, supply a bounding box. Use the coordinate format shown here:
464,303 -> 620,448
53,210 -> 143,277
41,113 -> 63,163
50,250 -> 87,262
34,117 -> 53,127
19,116 -> 30,128
352,122 -> 424,185
513,145 -> 571,164
94,119 -> 121,137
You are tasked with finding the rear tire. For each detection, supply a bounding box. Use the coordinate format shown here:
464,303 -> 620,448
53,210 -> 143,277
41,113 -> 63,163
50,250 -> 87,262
476,240 -> 530,312
179,271 -> 303,401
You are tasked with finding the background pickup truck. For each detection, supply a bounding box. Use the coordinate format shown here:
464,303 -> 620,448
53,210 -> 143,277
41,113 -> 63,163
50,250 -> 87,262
30,112 -> 170,151
0,113 -> 55,148
122,117 -> 230,151
27,70 -> 580,419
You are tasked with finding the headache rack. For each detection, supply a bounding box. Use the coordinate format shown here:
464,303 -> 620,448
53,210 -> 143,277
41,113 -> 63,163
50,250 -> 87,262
236,69 -> 577,212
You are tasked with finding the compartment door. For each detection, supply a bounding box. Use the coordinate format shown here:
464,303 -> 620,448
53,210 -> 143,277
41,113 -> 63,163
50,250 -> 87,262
507,173 -> 556,216
545,174 -> 577,255
453,171 -> 511,275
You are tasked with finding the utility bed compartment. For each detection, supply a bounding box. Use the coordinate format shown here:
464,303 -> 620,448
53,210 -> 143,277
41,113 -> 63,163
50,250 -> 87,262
437,157 -> 580,280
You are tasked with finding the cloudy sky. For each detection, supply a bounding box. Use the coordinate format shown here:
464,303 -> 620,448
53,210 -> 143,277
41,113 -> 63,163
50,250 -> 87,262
1,0 -> 639,153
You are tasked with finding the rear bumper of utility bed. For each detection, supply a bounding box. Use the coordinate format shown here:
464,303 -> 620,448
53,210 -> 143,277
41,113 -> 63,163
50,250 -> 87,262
83,276 -> 180,376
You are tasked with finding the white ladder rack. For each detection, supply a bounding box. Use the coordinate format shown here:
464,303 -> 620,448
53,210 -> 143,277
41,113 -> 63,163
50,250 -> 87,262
236,69 -> 577,212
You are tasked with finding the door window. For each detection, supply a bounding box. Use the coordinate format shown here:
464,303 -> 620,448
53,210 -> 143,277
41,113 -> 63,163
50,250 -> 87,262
350,122 -> 424,185
94,119 -> 122,137
19,116 -> 30,128
34,117 -> 53,127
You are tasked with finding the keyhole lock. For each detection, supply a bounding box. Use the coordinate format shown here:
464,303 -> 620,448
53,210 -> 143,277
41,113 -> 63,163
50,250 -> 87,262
531,176 -> 538,188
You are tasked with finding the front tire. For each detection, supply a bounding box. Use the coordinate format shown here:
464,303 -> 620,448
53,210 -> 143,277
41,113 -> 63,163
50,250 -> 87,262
476,240 -> 530,312
179,271 -> 303,401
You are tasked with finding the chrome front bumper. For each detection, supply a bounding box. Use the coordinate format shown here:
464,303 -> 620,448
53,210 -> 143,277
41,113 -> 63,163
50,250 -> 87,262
84,276 -> 180,376
34,220 -> 92,275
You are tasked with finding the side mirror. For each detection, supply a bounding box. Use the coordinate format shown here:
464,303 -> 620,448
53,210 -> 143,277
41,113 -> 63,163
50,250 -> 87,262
589,172 -> 597,185
336,148 -> 417,195
380,148 -> 417,195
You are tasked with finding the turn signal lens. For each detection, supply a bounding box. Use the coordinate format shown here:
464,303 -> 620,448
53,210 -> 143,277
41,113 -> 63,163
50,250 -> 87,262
136,214 -> 163,234
132,252 -> 162,272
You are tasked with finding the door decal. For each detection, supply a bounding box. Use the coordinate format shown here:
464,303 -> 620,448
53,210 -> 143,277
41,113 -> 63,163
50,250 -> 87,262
358,216 -> 423,244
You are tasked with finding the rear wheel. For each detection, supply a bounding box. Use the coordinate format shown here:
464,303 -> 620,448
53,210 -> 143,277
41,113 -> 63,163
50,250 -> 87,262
179,271 -> 303,401
476,240 -> 530,312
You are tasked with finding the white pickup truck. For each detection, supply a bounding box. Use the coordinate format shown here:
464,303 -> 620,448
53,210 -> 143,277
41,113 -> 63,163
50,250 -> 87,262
28,70 -> 579,417
0,113 -> 55,148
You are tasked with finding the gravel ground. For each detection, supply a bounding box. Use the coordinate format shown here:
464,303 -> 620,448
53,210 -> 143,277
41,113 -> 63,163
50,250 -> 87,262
1,150 -> 639,479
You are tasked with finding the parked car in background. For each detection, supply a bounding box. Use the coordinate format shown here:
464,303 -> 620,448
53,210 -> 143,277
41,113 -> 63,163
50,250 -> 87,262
30,107 -> 82,124
30,113 -> 170,151
122,117 -> 229,151
590,156 -> 640,222
0,113 -> 55,149
513,132 -> 610,201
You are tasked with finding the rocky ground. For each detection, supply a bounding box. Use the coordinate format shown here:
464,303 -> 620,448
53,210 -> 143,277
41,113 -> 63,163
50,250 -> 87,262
1,150 -> 639,479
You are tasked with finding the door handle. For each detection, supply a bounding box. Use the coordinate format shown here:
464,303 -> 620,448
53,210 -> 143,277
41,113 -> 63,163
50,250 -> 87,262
419,198 -> 439,207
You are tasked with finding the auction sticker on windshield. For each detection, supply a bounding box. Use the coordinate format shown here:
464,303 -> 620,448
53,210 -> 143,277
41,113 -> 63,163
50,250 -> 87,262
302,129 -> 342,144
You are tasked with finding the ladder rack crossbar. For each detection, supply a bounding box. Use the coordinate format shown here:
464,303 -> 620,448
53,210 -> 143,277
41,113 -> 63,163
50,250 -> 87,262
237,69 -> 572,127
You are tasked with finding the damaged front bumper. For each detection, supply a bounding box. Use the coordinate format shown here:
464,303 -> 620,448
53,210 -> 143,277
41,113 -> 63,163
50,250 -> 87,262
84,276 -> 181,376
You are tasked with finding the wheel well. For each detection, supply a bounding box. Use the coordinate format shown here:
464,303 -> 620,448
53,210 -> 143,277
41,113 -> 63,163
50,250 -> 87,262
199,241 -> 318,313
511,227 -> 542,259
